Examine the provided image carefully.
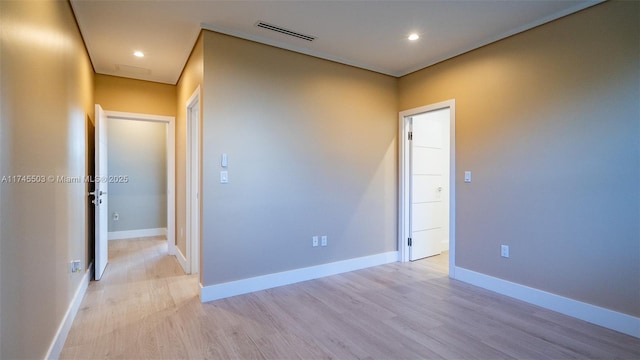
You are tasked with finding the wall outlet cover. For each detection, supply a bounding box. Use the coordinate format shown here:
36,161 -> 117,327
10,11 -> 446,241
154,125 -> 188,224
501,245 -> 510,258
70,260 -> 82,273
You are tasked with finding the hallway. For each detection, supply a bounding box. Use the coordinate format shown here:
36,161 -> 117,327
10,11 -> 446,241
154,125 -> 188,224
61,238 -> 640,359
61,237 -> 197,358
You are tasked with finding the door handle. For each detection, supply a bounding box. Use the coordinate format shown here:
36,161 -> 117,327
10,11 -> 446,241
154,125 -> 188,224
90,190 -> 107,197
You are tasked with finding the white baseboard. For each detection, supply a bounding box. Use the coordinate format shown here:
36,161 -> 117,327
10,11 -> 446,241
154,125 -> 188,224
167,237 -> 176,256
454,266 -> 640,338
175,245 -> 188,274
45,263 -> 92,359
201,251 -> 399,303
108,228 -> 166,240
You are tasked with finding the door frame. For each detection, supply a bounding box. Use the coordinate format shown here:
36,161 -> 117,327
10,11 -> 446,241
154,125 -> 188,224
103,110 -> 176,258
94,105 -> 109,280
185,87 -> 201,275
398,99 -> 456,276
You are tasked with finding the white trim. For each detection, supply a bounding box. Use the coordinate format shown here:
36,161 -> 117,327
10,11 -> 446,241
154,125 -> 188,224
108,227 -> 166,240
174,245 -> 189,274
398,115 -> 410,263
166,117 -> 176,264
167,234 -> 177,256
105,111 -> 174,123
45,264 -> 92,359
398,100 -> 456,277
454,266 -> 640,338
201,251 -> 399,302
185,87 -> 201,275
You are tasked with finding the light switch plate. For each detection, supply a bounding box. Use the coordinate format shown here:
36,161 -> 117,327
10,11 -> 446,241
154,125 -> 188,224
464,171 -> 472,183
220,171 -> 228,183
221,153 -> 228,168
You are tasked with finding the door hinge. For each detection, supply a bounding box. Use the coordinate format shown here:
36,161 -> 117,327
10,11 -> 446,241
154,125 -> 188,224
408,237 -> 412,246
408,132 -> 413,141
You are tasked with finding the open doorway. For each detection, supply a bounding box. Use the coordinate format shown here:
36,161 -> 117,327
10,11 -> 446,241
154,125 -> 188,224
93,108 -> 177,279
398,100 -> 456,277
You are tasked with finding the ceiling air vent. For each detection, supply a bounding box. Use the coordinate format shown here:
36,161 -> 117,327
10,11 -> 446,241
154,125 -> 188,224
256,21 -> 316,42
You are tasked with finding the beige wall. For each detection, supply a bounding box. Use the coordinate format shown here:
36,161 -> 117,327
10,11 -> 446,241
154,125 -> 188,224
0,1 -> 95,358
176,33 -> 204,260
201,31 -> 398,285
95,74 -> 176,116
399,1 -> 639,316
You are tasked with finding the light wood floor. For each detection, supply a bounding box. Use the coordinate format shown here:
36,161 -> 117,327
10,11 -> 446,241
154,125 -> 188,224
61,237 -> 640,359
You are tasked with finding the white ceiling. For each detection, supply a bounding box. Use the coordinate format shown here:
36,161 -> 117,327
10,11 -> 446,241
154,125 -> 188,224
70,0 -> 600,85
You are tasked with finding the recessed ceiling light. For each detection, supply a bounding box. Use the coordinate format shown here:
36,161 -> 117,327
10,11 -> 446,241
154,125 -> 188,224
408,33 -> 420,41
133,51 -> 144,58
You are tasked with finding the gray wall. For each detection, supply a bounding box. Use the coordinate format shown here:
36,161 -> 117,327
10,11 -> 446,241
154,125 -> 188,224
0,1 -> 94,358
399,1 -> 640,317
108,119 -> 167,232
201,31 -> 398,285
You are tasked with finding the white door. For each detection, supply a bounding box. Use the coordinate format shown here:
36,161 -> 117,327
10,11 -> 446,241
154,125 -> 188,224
94,104 -> 109,279
410,108 -> 450,261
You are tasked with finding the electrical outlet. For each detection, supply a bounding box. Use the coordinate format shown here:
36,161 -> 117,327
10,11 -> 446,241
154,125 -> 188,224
501,245 -> 510,258
312,236 -> 319,247
321,236 -> 327,247
70,260 -> 82,273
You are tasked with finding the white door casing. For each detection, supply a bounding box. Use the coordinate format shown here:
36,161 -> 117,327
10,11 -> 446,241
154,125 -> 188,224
94,107 -> 177,279
185,87 -> 201,275
399,100 -> 456,275
94,104 -> 109,280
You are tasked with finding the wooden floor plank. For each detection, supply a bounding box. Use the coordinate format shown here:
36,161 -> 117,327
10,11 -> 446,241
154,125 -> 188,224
60,238 -> 640,359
